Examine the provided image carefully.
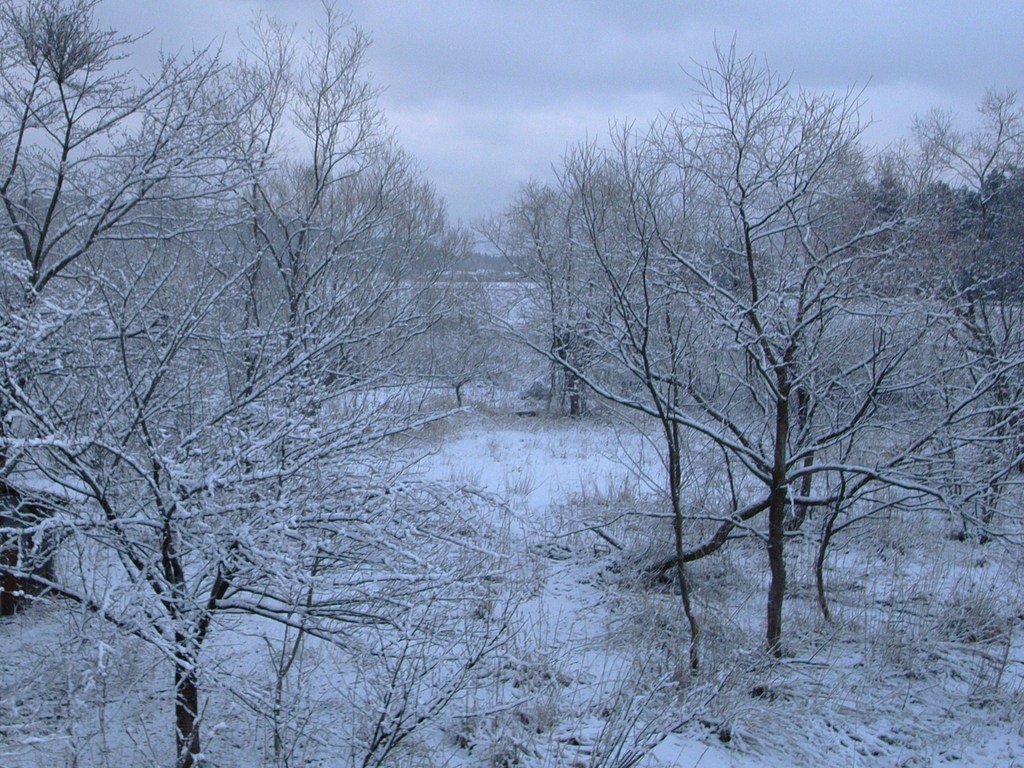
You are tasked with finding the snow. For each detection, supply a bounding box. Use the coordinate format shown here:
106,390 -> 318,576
410,410 -> 1024,768
3,407 -> 1023,766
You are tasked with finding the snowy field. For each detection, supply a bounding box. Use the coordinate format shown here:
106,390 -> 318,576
413,408 -> 1024,767
3,402 -> 1024,767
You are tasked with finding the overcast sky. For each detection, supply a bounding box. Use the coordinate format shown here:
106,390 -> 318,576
98,0 -> 1024,224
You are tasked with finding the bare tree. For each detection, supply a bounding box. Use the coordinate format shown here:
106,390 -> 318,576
481,180 -> 598,416
0,0 -> 236,293
414,274 -> 510,407
227,8 -> 458,401
0,0 -> 239,615
549,44 -> 927,657
550,134 -> 703,668
0,5 -> 507,767
914,91 -> 1024,543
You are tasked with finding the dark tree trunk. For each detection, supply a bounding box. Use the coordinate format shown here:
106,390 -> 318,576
568,383 -> 582,418
815,507 -> 840,622
0,547 -> 20,616
766,485 -> 787,657
786,387 -> 813,532
673,508 -> 700,671
1,483 -> 55,616
766,389 -> 790,657
665,416 -> 699,669
785,457 -> 814,532
175,651 -> 201,768
979,479 -> 999,545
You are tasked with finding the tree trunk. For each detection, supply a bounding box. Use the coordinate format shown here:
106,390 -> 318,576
766,390 -> 790,657
785,456 -> 813,532
0,547 -> 19,616
786,387 -> 812,532
175,652 -> 201,768
766,485 -> 787,657
667,426 -> 699,670
815,507 -> 840,622
673,524 -> 700,671
979,479 -> 999,545
0,484 -> 54,616
568,382 -> 582,418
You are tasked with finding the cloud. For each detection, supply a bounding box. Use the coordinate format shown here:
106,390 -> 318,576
92,0 -> 1024,221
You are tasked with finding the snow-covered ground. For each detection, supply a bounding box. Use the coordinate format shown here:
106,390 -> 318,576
411,409 -> 1024,767
2,406 -> 1023,766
